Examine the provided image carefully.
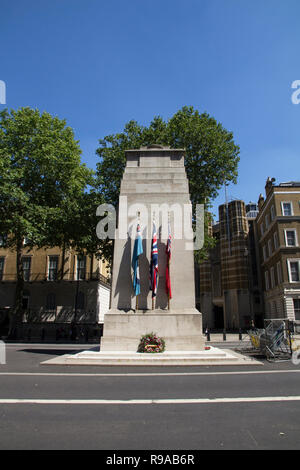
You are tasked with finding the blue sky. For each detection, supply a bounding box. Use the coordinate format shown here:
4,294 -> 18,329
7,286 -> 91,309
1,0 -> 299,220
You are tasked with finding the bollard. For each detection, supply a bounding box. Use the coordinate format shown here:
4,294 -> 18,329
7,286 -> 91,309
0,340 -> 6,364
223,330 -> 226,341
207,329 -> 210,342
239,329 -> 242,341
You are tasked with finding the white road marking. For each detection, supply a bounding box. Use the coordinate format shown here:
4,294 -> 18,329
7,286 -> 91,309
0,370 -> 300,377
0,396 -> 300,405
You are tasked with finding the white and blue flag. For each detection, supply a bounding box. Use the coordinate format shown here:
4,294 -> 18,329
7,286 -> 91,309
132,224 -> 143,296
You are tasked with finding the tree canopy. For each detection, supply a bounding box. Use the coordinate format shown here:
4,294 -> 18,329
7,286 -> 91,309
0,107 -> 94,335
95,106 -> 239,209
95,106 -> 240,258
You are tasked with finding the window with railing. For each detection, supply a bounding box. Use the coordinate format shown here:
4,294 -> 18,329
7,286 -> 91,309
48,256 -> 59,281
0,257 -> 4,281
77,255 -> 86,280
22,257 -> 31,282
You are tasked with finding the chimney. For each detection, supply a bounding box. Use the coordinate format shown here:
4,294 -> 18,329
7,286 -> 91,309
265,177 -> 276,197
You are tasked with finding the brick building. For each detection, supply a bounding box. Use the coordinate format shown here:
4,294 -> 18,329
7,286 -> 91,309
0,242 -> 110,339
257,178 -> 300,329
196,200 -> 263,330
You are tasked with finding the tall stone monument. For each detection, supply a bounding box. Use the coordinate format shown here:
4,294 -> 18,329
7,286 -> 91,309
101,145 -> 205,351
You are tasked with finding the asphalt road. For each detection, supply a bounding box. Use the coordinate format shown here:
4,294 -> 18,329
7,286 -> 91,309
0,343 -> 300,451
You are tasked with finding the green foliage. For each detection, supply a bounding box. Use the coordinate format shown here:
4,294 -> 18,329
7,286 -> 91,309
0,107 -> 93,250
95,106 -> 240,259
0,107 -> 95,333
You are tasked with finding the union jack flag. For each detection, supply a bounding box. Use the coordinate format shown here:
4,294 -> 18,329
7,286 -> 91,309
149,222 -> 159,298
166,222 -> 172,299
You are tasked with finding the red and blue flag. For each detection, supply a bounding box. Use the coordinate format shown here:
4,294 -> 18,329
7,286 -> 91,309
166,222 -> 172,299
149,222 -> 159,298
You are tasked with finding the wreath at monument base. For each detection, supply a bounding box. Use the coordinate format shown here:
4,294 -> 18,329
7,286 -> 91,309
137,332 -> 166,353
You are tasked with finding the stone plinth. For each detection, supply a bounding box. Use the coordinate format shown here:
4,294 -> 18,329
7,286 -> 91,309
101,309 -> 204,351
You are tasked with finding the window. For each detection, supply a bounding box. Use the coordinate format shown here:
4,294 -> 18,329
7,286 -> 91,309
265,271 -> 270,290
294,299 -> 300,321
287,260 -> 300,282
281,202 -> 293,216
0,257 -> 4,280
270,267 -> 275,289
260,223 -> 264,237
265,214 -> 270,229
0,235 -> 7,247
274,232 -> 279,250
46,293 -> 56,311
268,239 -> 272,257
284,229 -> 298,247
22,257 -> 31,282
271,205 -> 275,221
277,262 -> 282,284
48,256 -> 59,281
76,255 -> 86,280
263,245 -> 267,261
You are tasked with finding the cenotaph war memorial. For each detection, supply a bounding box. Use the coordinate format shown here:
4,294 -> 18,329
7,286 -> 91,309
101,145 -> 206,352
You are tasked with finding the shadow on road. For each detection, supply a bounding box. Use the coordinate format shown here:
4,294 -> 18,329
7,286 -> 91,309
18,346 -> 99,356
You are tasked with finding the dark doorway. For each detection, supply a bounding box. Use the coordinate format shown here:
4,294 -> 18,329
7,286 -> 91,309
214,305 -> 224,329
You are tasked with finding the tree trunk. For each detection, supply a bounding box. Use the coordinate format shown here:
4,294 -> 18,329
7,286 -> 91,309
8,240 -> 24,339
61,239 -> 66,280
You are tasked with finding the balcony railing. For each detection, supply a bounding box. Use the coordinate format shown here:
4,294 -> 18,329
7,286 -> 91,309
0,272 -> 111,285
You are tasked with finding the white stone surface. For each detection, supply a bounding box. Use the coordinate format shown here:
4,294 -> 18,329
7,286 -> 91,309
97,284 -> 110,323
103,146 -> 205,353
40,346 -> 263,366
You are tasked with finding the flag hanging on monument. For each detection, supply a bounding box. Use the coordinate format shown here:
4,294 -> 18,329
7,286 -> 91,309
132,223 -> 143,296
149,222 -> 159,298
166,222 -> 172,300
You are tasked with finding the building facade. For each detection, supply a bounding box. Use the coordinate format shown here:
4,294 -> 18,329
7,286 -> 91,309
0,242 -> 111,339
257,179 -> 300,328
196,200 -> 263,330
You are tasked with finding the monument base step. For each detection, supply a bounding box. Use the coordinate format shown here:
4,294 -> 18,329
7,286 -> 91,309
100,335 -> 205,352
40,347 -> 263,366
101,310 -> 205,352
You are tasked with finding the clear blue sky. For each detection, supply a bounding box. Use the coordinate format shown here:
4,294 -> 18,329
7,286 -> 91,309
1,0 -> 299,220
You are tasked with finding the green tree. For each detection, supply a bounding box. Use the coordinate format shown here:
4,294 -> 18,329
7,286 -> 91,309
0,107 -> 93,337
95,106 -> 240,259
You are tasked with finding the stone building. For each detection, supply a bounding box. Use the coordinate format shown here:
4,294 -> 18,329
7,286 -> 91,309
196,200 -> 263,330
0,241 -> 110,339
257,179 -> 300,329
